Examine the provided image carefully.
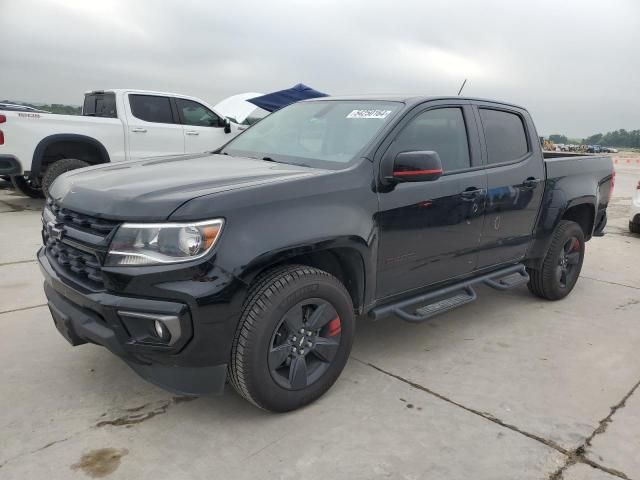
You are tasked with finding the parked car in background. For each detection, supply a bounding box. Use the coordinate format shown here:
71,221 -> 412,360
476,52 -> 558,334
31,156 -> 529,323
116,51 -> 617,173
39,95 -> 614,411
0,103 -> 50,114
630,179 -> 640,234
0,89 -> 240,198
601,146 -> 619,153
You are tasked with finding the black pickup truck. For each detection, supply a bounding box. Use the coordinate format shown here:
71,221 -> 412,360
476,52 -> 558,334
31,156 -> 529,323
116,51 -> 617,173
39,96 -> 614,412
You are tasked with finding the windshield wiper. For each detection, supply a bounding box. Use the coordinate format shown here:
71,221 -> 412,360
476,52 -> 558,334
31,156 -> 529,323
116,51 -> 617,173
262,157 -> 277,162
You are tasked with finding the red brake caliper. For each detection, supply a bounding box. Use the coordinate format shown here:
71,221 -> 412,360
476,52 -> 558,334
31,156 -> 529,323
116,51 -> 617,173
570,238 -> 580,252
327,316 -> 341,337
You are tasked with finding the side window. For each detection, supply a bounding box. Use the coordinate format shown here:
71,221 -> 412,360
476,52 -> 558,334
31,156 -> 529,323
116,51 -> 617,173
175,98 -> 222,127
129,95 -> 174,124
479,108 -> 529,164
83,93 -> 117,118
393,108 -> 470,172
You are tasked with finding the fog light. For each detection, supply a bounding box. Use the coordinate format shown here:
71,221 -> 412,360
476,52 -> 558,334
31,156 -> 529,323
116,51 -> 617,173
154,320 -> 170,341
118,310 -> 181,346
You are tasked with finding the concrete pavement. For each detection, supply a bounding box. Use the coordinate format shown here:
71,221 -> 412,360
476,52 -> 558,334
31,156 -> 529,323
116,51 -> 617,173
0,167 -> 638,480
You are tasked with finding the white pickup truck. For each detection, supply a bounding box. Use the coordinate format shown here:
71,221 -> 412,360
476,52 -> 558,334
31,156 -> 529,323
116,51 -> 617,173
0,89 -> 240,197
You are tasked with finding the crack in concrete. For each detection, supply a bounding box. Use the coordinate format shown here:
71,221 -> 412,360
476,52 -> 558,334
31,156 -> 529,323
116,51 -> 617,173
0,430 -> 85,470
582,276 -> 640,291
549,378 -> 640,480
0,396 -> 198,470
0,259 -> 37,267
357,358 -> 638,480
356,359 -> 569,453
0,303 -> 47,316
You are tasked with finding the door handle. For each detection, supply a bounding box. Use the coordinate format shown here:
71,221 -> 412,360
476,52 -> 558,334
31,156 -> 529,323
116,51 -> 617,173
185,131 -> 200,136
521,177 -> 542,189
460,188 -> 484,200
131,128 -> 147,133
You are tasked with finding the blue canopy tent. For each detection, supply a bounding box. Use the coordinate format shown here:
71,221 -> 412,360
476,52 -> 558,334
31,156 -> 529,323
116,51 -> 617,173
247,84 -> 328,113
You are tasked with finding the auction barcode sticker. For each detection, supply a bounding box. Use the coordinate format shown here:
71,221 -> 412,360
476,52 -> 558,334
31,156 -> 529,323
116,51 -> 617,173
346,109 -> 392,119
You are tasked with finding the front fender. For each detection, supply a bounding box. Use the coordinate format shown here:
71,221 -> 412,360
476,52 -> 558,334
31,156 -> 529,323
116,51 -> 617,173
169,161 -> 379,307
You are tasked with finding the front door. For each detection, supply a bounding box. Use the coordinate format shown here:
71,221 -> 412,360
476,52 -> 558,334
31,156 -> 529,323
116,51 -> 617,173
376,103 -> 487,299
174,98 -> 230,154
126,94 -> 185,159
473,104 -> 545,268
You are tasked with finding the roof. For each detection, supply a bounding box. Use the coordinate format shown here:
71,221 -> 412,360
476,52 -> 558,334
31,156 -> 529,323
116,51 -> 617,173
84,88 -> 207,101
304,95 -> 527,111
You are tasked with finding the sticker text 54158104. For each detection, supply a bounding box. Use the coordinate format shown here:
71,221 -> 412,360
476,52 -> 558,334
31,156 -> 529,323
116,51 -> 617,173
346,110 -> 392,119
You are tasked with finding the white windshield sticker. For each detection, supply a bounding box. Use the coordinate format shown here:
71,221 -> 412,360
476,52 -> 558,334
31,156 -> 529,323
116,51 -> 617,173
346,109 -> 392,119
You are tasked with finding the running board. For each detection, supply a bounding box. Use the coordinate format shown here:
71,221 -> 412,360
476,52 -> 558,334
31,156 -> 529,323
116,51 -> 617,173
369,264 -> 529,323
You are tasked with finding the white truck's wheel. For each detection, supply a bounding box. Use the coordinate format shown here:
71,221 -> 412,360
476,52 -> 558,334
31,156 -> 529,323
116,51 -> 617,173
11,175 -> 44,198
42,159 -> 89,198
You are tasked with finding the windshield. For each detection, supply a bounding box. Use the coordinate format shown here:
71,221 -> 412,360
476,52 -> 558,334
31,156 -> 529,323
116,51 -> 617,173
222,100 -> 402,167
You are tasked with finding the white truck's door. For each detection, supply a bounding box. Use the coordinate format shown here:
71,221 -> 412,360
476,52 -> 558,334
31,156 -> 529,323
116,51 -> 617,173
174,98 -> 230,154
125,93 -> 185,159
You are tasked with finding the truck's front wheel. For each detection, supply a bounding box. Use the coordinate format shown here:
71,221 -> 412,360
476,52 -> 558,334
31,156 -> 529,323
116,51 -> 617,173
527,220 -> 585,300
11,175 -> 44,198
229,265 -> 355,412
42,159 -> 89,198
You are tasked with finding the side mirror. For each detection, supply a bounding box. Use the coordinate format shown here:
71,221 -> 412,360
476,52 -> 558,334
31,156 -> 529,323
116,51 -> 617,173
223,118 -> 232,134
390,151 -> 443,183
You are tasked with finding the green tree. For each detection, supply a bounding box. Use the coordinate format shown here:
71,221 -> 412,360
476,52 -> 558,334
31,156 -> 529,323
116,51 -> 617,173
549,134 -> 568,144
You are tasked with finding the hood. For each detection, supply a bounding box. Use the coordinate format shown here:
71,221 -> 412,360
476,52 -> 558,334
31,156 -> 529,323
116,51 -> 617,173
50,153 -> 319,221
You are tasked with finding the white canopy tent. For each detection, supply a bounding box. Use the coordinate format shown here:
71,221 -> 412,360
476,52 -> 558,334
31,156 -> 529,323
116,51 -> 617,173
214,92 -> 267,126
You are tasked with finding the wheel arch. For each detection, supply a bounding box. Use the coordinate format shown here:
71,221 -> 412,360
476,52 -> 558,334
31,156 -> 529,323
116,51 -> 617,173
561,201 -> 595,239
240,242 -> 368,314
525,198 -> 596,269
31,134 -> 110,178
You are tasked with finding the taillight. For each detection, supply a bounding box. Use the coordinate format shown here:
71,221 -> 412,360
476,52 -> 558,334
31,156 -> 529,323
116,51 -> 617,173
0,115 -> 6,124
636,180 -> 640,190
0,114 -> 5,145
608,169 -> 615,201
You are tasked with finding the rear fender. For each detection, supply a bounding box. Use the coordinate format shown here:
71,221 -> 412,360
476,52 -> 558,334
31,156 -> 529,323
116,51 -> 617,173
31,134 -> 110,178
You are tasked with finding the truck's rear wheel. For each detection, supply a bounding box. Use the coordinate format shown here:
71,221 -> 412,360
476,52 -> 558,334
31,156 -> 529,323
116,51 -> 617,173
42,158 -> 89,198
11,175 -> 44,198
527,220 -> 585,300
229,265 -> 355,412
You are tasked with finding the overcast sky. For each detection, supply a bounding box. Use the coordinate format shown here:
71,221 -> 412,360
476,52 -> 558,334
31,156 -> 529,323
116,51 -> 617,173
2,0 -> 639,137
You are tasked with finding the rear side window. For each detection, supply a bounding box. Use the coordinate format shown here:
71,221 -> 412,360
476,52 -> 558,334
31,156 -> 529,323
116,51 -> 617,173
479,108 -> 529,164
129,95 -> 174,124
83,93 -> 117,118
393,107 -> 471,172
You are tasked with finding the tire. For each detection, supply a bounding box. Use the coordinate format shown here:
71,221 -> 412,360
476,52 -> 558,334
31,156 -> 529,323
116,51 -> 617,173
228,264 -> 355,412
11,175 -> 44,198
630,221 -> 640,234
527,220 -> 585,300
42,158 -> 89,198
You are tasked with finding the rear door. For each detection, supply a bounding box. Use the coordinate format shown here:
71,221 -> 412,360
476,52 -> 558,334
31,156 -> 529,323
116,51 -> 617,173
125,94 -> 184,158
473,103 -> 545,268
376,101 -> 488,299
174,98 -> 229,153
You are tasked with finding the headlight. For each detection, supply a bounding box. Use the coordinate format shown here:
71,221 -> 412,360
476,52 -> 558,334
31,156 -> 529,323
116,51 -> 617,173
105,219 -> 224,266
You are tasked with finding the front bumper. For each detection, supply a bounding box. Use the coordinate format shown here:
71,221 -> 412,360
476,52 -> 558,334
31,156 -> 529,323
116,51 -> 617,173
0,155 -> 22,175
38,248 -> 245,395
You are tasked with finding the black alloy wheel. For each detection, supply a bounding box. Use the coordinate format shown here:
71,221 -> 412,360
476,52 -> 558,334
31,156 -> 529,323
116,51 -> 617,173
228,265 -> 355,412
556,236 -> 581,288
268,298 -> 342,390
527,220 -> 585,300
